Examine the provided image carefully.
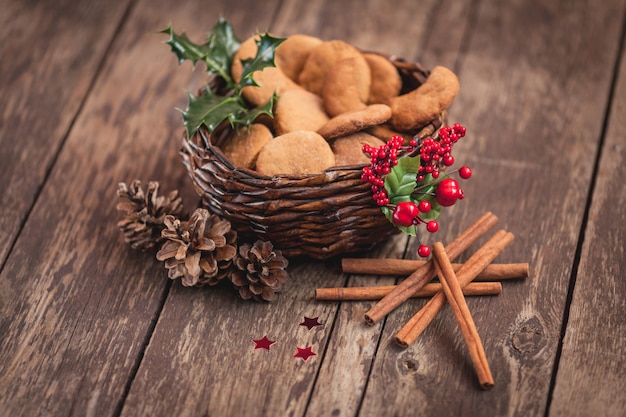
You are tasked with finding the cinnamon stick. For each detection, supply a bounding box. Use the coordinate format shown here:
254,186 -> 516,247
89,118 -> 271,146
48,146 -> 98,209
342,258 -> 528,281
364,211 -> 498,325
395,229 -> 515,348
315,282 -> 502,300
432,242 -> 495,389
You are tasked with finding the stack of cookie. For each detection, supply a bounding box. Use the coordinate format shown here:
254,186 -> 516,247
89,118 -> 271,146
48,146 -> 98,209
219,34 -> 459,177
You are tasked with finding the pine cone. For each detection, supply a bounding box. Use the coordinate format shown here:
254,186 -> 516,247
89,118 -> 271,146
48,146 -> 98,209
231,240 -> 289,302
116,180 -> 184,251
156,208 -> 237,287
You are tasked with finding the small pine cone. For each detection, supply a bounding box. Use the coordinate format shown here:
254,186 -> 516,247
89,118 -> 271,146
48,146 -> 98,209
231,240 -> 289,302
116,180 -> 184,251
156,208 -> 237,287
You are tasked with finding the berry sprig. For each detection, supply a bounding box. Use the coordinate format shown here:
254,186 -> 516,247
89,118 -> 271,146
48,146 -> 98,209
416,123 -> 467,183
361,124 -> 472,258
361,135 -> 418,206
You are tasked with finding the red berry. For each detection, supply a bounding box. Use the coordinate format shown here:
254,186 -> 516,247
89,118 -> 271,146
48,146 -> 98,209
392,201 -> 420,227
442,154 -> 454,166
459,166 -> 472,179
436,178 -> 462,207
426,220 -> 439,233
417,245 -> 431,258
418,200 -> 431,213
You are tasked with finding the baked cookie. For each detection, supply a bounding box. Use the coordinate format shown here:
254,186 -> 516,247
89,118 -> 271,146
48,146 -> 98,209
220,123 -> 274,169
298,40 -> 371,101
368,124 -> 413,144
275,34 -> 323,82
255,131 -> 336,176
390,66 -> 459,131
317,104 -> 392,140
363,53 -> 402,105
331,132 -> 386,167
322,58 -> 368,117
274,89 -> 330,135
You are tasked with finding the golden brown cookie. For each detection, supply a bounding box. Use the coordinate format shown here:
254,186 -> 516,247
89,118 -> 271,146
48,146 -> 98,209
274,89 -> 330,135
298,40 -> 371,100
231,36 -> 303,106
363,53 -> 402,104
275,34 -> 324,82
255,131 -> 336,176
390,66 -> 459,131
331,132 -> 386,166
317,104 -> 392,140
322,58 -> 368,117
220,123 -> 274,169
368,124 -> 413,144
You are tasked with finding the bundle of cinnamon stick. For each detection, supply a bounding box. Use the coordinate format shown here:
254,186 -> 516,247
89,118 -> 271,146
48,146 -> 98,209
315,211 -> 528,389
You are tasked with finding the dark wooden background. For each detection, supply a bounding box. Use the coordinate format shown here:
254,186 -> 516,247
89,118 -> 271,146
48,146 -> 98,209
1,0 -> 624,416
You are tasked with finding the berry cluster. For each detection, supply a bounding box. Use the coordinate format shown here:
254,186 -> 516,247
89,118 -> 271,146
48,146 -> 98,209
361,135 -> 417,206
360,124 -> 473,258
416,123 -> 467,183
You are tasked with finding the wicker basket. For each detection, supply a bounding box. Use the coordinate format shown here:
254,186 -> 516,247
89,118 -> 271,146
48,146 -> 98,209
180,55 -> 444,259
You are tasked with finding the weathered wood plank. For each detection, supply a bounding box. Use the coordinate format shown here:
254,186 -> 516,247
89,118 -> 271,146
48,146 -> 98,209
360,0 -> 626,416
0,0 -> 222,415
0,0 -> 133,267
549,30 -> 626,417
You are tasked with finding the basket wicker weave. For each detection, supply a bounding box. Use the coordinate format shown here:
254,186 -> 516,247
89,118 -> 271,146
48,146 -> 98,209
180,54 -> 444,259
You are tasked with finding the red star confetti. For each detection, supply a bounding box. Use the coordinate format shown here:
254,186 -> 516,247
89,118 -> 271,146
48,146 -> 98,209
300,316 -> 323,330
294,346 -> 316,361
252,336 -> 276,351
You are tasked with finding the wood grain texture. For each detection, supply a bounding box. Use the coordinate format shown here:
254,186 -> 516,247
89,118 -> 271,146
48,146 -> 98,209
0,0 -> 212,414
1,0 -> 625,416
548,30 -> 626,417
361,0 -> 626,415
0,0 -> 133,266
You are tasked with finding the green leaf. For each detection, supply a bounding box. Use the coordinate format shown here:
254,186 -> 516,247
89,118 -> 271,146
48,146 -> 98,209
181,87 -> 246,137
204,18 -> 241,83
384,156 -> 420,203
230,93 -> 277,128
239,33 -> 286,88
161,19 -> 241,84
161,24 -> 211,66
207,18 -> 241,70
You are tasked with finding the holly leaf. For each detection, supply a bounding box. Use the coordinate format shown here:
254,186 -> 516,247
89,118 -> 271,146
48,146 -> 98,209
161,25 -> 211,66
180,87 -> 245,138
239,33 -> 286,88
230,93 -> 278,128
161,19 -> 241,84
205,18 -> 241,83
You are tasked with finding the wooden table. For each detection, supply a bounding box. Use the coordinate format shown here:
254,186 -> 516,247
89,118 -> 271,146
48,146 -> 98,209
1,0 -> 625,415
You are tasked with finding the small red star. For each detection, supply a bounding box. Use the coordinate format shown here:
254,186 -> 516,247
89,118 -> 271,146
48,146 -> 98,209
300,316 -> 323,330
252,336 -> 276,350
294,346 -> 316,361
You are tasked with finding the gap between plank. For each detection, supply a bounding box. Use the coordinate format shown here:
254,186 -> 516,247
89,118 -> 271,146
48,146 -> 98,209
113,280 -> 173,417
543,5 -> 626,417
